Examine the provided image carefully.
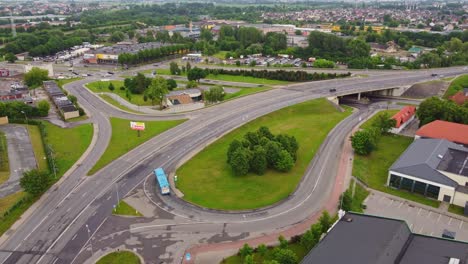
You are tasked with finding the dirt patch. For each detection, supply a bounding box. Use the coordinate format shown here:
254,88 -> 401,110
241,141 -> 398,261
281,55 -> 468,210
401,80 -> 449,99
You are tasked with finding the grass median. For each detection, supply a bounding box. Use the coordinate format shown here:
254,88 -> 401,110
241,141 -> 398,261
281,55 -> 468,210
353,110 -> 440,208
97,251 -> 141,264
88,118 -> 186,175
86,80 -> 151,106
177,98 -> 352,210
444,74 -> 468,98
0,131 -> 9,185
99,94 -> 143,114
112,200 -> 142,216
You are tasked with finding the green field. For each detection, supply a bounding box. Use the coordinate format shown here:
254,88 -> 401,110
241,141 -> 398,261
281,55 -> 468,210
99,94 -> 142,114
360,110 -> 399,130
448,204 -> 465,216
97,251 -> 141,264
113,200 -> 143,216
224,87 -> 270,101
222,243 -> 309,264
0,192 -> 36,237
353,111 -> 440,208
177,99 -> 351,210
444,74 -> 468,98
26,125 -> 48,171
86,80 -> 152,106
43,122 -> 94,179
349,180 -> 370,213
0,131 -> 8,185
88,118 -> 185,175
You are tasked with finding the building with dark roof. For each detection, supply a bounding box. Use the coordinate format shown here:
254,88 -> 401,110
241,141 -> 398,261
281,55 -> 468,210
301,212 -> 468,264
387,138 -> 468,207
43,81 -> 79,120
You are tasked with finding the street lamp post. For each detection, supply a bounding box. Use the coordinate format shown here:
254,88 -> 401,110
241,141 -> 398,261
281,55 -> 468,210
85,224 -> 94,255
20,110 -> 27,126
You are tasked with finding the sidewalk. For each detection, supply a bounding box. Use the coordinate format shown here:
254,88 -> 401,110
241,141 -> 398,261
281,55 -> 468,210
185,124 -> 355,264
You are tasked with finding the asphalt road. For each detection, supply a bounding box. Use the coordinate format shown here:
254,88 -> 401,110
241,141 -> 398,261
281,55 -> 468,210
0,66 -> 466,264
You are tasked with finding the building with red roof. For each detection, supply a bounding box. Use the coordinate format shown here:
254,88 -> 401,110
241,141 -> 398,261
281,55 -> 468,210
448,89 -> 468,106
390,105 -> 416,133
415,120 -> 468,146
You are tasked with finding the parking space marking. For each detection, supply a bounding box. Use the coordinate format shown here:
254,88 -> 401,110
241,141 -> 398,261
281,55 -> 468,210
448,217 -> 453,226
437,214 -> 442,223
460,221 -> 464,230
417,208 -> 422,215
410,224 -> 413,230
398,202 -> 403,208
427,211 -> 432,218
419,226 -> 424,233
389,199 -> 394,206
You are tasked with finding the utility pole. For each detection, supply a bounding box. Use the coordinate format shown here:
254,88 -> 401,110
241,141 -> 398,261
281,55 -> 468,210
10,10 -> 16,38
85,224 -> 93,255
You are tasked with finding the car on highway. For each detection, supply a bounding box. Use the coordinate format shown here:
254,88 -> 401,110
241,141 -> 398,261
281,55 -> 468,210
329,88 -> 336,92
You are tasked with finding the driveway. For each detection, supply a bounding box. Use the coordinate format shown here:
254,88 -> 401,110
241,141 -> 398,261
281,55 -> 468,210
364,192 -> 468,242
0,124 -> 37,198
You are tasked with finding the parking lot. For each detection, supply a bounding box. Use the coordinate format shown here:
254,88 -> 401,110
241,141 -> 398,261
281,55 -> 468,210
364,192 -> 468,242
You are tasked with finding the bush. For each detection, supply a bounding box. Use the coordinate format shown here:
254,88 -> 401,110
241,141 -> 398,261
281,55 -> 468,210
20,169 -> 52,196
37,100 -> 50,117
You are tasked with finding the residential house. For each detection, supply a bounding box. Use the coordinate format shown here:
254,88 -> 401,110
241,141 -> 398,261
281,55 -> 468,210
390,105 -> 416,133
415,120 -> 468,146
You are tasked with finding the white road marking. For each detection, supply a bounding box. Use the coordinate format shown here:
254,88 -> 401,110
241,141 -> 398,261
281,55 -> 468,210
417,208 -> 422,215
459,221 -> 463,229
427,211 -> 432,218
437,214 -> 442,223
398,202 -> 403,208
448,217 -> 453,225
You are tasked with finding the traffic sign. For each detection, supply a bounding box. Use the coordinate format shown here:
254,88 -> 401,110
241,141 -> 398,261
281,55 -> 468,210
185,253 -> 191,261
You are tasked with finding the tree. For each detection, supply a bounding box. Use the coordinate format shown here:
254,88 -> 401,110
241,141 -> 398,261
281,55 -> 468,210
166,79 -> 177,90
144,77 -> 169,108
244,255 -> 254,264
278,235 -> 288,249
301,230 -> 316,250
227,139 -> 243,163
347,39 -> 370,58
169,62 -> 181,75
275,150 -> 294,172
37,100 -> 50,116
238,243 -> 253,259
319,211 -> 332,233
186,80 -> 198,88
20,169 -> 52,196
24,67 -> 49,88
272,248 -> 298,264
108,82 -> 115,91
187,67 -> 207,82
265,141 -> 282,168
250,146 -> 267,175
340,189 -> 353,211
313,59 -> 335,68
204,86 -> 225,104
258,126 -> 274,140
230,147 -> 250,176
295,30 -> 302,36
68,95 -> 77,104
109,31 -> 125,42
200,29 -> 213,41
371,112 -> 396,134
5,53 -> 17,63
257,244 -> 267,256
351,130 -> 375,155
311,223 -> 323,244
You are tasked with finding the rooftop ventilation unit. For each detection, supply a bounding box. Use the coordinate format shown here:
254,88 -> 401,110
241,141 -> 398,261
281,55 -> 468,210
448,258 -> 460,264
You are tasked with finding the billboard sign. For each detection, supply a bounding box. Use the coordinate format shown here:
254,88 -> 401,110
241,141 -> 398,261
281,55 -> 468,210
130,122 -> 145,131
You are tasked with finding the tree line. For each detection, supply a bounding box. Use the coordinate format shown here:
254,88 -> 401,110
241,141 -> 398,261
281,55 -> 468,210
227,127 -> 299,176
417,97 -> 468,126
0,101 -> 49,119
351,112 -> 396,156
198,68 -> 351,82
117,44 -> 190,66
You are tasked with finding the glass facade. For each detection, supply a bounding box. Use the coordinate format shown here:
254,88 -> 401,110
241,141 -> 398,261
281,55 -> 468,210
388,174 -> 440,199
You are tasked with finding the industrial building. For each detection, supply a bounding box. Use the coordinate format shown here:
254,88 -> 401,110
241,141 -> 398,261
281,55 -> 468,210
43,81 -> 79,120
83,42 -> 166,64
302,212 -> 468,264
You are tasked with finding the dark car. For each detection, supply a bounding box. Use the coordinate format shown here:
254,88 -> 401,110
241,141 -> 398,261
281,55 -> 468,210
108,71 -> 114,75
329,88 -> 336,92
431,73 -> 438,77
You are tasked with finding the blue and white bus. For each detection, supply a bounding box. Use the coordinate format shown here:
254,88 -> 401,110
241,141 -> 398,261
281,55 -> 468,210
154,168 -> 170,195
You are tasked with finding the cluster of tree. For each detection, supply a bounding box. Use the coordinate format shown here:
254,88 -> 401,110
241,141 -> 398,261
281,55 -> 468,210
313,59 -> 335,68
416,97 -> 468,126
203,86 -> 225,104
306,31 -> 370,62
20,169 -> 53,196
0,100 -> 50,118
200,68 -> 351,82
227,127 -> 298,176
3,30 -> 91,57
169,61 -> 192,75
24,67 -> 49,88
117,44 -> 190,66
143,77 -> 169,108
351,112 -> 396,155
215,25 -> 288,57
235,211 -> 333,264
122,74 -> 176,107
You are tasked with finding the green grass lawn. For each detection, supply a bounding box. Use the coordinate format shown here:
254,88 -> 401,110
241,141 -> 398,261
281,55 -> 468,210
88,118 -> 185,175
42,122 -> 93,178
86,80 -> 152,106
213,51 -> 229,60
0,131 -> 9,185
99,94 -> 142,114
448,204 -> 466,217
224,87 -> 270,101
55,78 -> 83,88
177,98 -> 352,210
112,200 -> 143,216
360,110 -> 399,130
444,74 -> 468,98
222,243 -> 309,264
26,125 -> 48,171
65,115 -> 89,122
353,111 -> 440,208
97,251 -> 141,264
349,180 -> 370,213
0,192 -> 37,237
